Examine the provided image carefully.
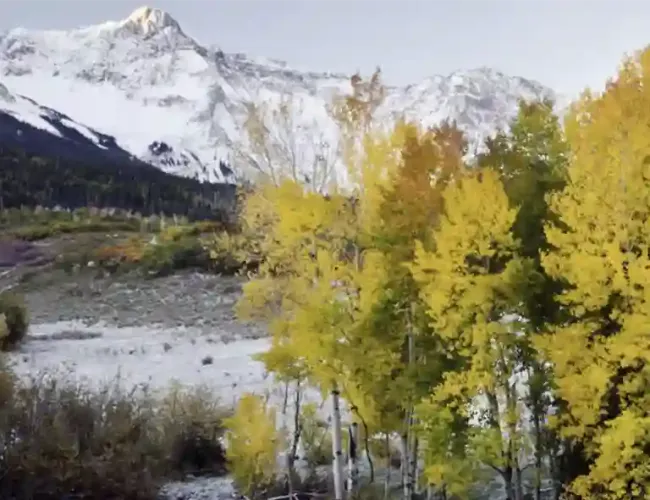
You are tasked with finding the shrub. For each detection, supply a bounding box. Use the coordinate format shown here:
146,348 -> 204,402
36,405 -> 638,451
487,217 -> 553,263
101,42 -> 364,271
224,393 -> 284,498
140,237 -> 209,276
300,402 -> 332,467
0,370 -> 229,500
0,291 -> 29,350
156,383 -> 230,476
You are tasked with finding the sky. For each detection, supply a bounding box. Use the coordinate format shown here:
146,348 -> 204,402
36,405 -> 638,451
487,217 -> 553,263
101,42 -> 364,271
2,0 -> 650,99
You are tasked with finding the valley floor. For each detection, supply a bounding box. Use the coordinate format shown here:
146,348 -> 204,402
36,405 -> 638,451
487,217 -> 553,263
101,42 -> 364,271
4,270 -> 314,500
4,269 -> 550,500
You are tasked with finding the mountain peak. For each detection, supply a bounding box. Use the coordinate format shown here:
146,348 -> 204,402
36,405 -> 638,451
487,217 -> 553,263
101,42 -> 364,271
120,6 -> 182,35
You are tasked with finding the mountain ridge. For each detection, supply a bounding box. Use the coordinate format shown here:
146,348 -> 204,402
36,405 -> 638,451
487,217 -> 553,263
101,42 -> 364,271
0,6 -> 563,184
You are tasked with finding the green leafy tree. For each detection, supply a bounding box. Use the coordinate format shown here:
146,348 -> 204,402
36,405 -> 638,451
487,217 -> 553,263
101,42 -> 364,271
477,98 -> 570,497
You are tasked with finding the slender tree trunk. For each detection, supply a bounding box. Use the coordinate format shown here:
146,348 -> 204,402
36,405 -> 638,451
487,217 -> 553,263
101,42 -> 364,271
290,381 -> 302,463
384,434 -> 391,500
403,328 -> 415,500
330,386 -> 345,500
402,324 -> 417,500
503,465 -> 515,500
361,419 -> 375,483
514,465 -> 524,500
410,436 -> 419,495
532,410 -> 543,500
287,380 -> 303,498
400,432 -> 409,495
280,380 -> 293,497
505,383 -> 523,500
347,421 -> 359,497
487,390 -> 514,499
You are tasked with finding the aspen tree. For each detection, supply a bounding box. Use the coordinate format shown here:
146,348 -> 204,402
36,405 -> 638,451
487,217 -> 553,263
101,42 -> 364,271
540,47 -> 650,499
410,169 -> 532,498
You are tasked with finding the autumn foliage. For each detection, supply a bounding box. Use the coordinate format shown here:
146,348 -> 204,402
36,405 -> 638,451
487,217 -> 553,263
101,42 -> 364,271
222,46 -> 650,499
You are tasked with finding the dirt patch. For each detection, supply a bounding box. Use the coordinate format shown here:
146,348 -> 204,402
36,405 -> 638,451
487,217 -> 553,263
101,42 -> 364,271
0,240 -> 50,268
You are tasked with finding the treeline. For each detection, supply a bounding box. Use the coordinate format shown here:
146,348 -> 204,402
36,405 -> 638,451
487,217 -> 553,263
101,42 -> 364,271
0,146 -> 237,221
218,48 -> 650,499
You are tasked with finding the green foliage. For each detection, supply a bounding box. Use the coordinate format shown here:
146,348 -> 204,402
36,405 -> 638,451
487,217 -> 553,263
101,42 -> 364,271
0,210 -> 244,279
0,292 -> 28,350
477,98 -> 569,331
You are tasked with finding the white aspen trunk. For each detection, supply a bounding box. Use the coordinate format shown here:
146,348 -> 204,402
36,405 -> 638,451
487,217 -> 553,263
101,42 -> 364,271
400,433 -> 409,496
384,434 -> 391,500
347,422 -> 359,496
514,464 -> 524,500
331,387 -> 345,500
403,325 -> 415,500
409,436 -> 419,495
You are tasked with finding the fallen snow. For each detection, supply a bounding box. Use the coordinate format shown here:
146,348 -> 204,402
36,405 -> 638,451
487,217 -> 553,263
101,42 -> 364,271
0,82 -> 63,137
8,320 -> 270,402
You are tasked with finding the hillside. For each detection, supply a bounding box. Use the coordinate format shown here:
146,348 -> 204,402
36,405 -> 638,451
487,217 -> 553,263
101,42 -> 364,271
0,145 -> 236,219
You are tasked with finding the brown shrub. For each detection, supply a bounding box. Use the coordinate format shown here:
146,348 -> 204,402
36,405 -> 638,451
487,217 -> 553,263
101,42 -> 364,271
0,370 -> 229,500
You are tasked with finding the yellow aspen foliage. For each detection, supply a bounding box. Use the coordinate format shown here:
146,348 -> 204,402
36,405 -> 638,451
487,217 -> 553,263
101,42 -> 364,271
540,47 -> 650,499
235,176 -> 394,424
234,73 -> 469,481
409,168 -> 532,494
224,393 -> 284,497
235,118 -> 468,440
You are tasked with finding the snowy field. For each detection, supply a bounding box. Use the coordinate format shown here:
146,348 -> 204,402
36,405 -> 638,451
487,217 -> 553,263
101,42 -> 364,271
8,320 -> 271,404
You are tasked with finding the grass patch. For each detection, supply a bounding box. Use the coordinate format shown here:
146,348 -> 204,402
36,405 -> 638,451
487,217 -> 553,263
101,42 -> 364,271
1,205 -> 244,280
93,222 -> 242,278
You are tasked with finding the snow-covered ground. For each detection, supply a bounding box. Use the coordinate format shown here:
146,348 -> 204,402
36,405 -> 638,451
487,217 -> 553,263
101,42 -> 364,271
8,320 -> 271,403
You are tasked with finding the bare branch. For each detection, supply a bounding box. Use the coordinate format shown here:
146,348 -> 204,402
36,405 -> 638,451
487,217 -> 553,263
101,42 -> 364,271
234,92 -> 339,193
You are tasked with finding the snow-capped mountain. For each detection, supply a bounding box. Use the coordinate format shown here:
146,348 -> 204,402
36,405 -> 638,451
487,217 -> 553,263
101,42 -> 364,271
0,6 -> 562,184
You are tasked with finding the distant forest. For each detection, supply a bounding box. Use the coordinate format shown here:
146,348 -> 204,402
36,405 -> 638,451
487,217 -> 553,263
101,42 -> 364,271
0,146 -> 238,221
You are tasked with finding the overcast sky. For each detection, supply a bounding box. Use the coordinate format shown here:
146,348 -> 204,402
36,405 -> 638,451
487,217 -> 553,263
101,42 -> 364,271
2,0 -> 650,98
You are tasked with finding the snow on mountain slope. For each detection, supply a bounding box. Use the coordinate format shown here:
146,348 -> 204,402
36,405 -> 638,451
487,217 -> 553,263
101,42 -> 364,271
0,80 -> 154,167
0,6 -> 562,184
